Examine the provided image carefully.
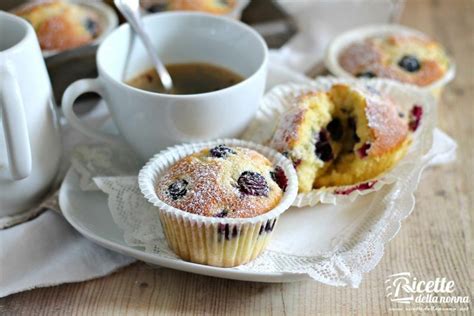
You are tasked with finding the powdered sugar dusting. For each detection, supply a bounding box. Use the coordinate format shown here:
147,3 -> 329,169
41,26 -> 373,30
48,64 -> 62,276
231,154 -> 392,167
362,86 -> 409,156
156,146 -> 283,218
338,34 -> 449,86
269,98 -> 307,153
339,40 -> 382,74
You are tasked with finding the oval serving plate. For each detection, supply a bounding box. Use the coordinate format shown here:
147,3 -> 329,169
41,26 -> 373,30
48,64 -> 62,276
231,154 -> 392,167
59,63 -> 454,284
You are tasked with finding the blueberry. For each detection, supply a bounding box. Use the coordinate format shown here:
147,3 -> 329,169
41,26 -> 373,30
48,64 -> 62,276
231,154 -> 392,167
167,179 -> 188,200
84,18 -> 98,37
409,105 -> 423,131
327,118 -> 343,141
315,129 -> 334,162
318,128 -> 329,142
217,224 -> 237,240
214,209 -> 229,218
270,166 -> 288,191
315,142 -> 334,162
357,142 -> 371,158
237,171 -> 269,196
210,145 -> 236,158
259,219 -> 277,235
356,71 -> 376,78
292,158 -> 302,168
348,117 -> 360,142
398,55 -> 421,72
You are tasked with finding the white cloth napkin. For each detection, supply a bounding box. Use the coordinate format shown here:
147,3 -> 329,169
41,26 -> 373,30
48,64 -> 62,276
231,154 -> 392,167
0,0 -> 454,298
0,103 -> 136,298
0,211 -> 134,298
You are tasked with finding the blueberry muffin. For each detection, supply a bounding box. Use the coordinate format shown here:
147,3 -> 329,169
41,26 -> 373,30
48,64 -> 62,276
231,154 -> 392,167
151,144 -> 292,267
142,0 -> 236,15
339,34 -> 450,87
270,84 -> 411,192
14,0 -> 100,51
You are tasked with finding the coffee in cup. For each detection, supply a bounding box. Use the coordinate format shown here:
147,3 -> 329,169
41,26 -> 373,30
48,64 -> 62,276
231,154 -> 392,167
127,62 -> 244,95
62,12 -> 268,160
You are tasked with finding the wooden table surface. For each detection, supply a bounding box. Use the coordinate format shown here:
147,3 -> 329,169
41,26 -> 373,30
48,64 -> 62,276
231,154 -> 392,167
1,0 -> 472,314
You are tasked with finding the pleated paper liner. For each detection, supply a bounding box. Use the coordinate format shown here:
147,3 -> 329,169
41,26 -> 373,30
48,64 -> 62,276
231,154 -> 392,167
241,77 -> 437,207
138,139 -> 298,267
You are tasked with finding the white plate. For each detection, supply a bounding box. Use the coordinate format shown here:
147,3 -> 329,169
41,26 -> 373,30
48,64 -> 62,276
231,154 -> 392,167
59,63 -> 311,282
58,63 -> 452,284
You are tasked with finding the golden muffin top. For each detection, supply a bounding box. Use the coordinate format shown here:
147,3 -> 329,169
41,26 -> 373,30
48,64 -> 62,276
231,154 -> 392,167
14,0 -> 100,51
339,34 -> 450,86
155,145 -> 286,218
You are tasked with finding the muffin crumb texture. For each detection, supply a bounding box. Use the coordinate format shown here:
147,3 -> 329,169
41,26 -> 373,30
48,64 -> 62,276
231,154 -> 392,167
270,84 -> 412,192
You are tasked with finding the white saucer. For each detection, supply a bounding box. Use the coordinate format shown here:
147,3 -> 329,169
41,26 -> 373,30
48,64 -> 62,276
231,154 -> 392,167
58,64 -> 454,283
59,63 -> 312,282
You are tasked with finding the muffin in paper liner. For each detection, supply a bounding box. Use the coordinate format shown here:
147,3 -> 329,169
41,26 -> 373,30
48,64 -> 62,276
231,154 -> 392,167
241,77 -> 437,207
324,24 -> 456,99
138,139 -> 298,267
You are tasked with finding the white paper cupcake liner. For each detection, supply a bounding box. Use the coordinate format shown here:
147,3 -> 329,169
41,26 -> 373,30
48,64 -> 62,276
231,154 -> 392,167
138,138 -> 298,267
241,77 -> 437,207
324,24 -> 456,93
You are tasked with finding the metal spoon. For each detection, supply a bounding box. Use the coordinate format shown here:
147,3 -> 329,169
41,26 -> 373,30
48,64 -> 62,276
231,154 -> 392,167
114,0 -> 173,92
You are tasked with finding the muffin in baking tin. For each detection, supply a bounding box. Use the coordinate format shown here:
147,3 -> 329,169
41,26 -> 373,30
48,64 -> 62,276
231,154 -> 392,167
14,0 -> 101,51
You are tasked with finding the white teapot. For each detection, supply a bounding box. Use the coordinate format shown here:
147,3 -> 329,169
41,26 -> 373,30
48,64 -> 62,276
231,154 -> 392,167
0,12 -> 61,217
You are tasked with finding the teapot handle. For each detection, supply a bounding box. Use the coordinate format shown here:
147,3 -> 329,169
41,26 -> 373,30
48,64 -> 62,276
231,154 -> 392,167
0,63 -> 32,180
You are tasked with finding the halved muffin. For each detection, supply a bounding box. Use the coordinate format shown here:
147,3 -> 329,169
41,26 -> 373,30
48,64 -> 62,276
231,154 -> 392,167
269,84 -> 410,192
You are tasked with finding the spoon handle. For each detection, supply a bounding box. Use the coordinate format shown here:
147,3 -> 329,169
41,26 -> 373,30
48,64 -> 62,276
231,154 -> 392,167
115,0 -> 173,91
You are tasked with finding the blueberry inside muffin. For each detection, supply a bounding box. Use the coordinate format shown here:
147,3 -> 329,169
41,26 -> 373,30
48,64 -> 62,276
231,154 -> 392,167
270,84 -> 411,192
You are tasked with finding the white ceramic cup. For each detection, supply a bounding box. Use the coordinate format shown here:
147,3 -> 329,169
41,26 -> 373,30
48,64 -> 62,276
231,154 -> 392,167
0,12 -> 61,217
62,12 -> 268,160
